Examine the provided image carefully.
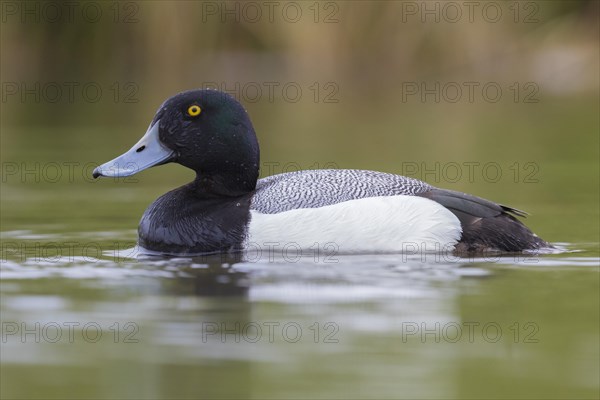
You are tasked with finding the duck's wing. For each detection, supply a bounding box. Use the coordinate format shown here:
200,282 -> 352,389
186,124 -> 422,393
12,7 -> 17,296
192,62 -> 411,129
251,169 -> 432,214
416,188 -> 547,252
416,188 -> 528,224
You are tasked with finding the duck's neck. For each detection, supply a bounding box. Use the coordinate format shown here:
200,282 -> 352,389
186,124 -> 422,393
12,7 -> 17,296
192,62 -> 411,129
185,125 -> 260,198
192,168 -> 258,198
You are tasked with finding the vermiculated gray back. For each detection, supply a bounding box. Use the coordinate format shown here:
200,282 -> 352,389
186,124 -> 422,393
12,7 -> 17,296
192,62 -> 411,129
251,169 -> 432,214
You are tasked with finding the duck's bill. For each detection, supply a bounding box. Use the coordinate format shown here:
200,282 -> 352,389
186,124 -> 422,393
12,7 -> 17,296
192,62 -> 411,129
92,121 -> 175,178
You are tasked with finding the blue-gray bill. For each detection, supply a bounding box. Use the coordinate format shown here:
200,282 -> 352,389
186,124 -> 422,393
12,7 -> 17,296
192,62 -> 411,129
92,120 -> 174,178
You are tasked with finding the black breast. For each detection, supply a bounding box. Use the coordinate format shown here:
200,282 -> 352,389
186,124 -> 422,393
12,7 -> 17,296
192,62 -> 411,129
138,184 -> 252,255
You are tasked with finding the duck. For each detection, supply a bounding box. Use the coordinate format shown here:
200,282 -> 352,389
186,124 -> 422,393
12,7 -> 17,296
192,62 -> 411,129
93,89 -> 549,256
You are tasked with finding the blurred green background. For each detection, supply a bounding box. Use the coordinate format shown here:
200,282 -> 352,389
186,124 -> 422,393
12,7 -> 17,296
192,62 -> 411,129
1,1 -> 599,399
1,0 -> 598,241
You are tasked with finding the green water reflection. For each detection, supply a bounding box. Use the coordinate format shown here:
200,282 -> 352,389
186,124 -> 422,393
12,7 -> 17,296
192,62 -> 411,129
1,252 -> 598,399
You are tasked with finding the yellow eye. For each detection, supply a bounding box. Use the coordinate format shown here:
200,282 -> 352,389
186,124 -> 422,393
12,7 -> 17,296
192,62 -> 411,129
187,105 -> 201,117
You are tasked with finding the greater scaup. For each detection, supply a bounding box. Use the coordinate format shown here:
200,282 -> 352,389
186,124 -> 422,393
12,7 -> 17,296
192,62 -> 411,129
93,89 -> 549,255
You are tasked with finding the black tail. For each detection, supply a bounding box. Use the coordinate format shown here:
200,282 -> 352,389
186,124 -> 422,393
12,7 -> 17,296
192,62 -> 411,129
417,188 -> 549,253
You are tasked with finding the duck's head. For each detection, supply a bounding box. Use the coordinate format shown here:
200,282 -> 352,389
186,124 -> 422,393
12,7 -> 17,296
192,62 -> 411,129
93,89 -> 260,196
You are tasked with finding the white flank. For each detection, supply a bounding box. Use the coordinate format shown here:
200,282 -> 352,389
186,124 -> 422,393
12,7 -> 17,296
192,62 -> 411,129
246,196 -> 462,254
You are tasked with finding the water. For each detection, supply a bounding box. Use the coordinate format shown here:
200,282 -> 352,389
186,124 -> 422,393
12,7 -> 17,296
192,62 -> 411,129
1,225 -> 598,399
